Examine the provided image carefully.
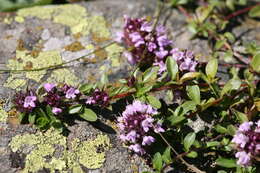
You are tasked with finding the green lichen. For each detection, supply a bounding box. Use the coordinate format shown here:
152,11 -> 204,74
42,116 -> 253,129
4,50 -> 78,90
9,129 -> 110,172
0,106 -> 8,123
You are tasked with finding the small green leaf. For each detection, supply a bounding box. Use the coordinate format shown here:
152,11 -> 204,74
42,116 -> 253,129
152,152 -> 163,171
184,132 -> 196,151
146,95 -> 161,109
79,108 -> 98,122
162,147 -> 172,164
166,57 -> 178,81
206,58 -> 218,79
36,117 -> 49,129
206,141 -> 220,147
186,151 -> 198,158
232,109 -> 248,123
143,66 -> 159,83
28,113 -> 36,124
224,32 -> 235,43
186,85 -> 200,104
227,125 -> 236,136
216,158 -> 237,168
215,40 -> 226,50
249,5 -> 260,18
168,115 -> 186,125
221,78 -> 241,96
136,85 -> 153,97
79,84 -> 93,94
69,104 -> 83,114
250,53 -> 260,72
180,72 -> 200,83
18,112 -> 26,123
215,125 -> 228,134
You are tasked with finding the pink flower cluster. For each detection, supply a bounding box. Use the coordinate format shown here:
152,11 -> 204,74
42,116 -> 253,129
232,121 -> 260,167
117,100 -> 164,155
116,15 -> 198,73
43,83 -> 80,115
14,91 -> 38,113
86,88 -> 110,107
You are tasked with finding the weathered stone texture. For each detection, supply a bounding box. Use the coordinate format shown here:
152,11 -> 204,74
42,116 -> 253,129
0,0 -> 259,172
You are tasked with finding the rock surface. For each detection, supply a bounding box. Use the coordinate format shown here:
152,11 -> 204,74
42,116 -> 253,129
0,0 -> 259,173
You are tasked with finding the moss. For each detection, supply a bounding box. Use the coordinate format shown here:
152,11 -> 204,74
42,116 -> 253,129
9,129 -> 110,172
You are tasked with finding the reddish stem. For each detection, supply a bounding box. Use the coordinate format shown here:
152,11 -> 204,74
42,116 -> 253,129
224,3 -> 260,21
177,5 -> 192,19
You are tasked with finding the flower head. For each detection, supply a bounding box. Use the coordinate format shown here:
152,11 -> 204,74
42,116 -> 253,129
65,87 -> 80,99
86,88 -> 110,107
43,83 -> 56,92
117,100 -> 164,155
232,121 -> 260,167
13,91 -> 38,113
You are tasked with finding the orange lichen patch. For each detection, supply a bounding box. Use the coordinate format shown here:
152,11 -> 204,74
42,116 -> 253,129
93,47 -> 107,62
30,50 -> 40,58
64,41 -> 85,52
73,33 -> 83,40
23,61 -> 33,70
7,108 -> 20,126
17,39 -> 26,51
5,35 -> 14,40
91,32 -> 111,44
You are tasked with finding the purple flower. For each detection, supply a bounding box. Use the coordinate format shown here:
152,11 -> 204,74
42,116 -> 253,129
24,96 -> 37,108
148,42 -> 157,52
52,107 -> 62,115
157,35 -> 172,47
117,100 -> 164,155
232,133 -> 249,148
65,88 -> 80,99
13,91 -> 38,113
115,31 -> 124,43
123,51 -> 136,65
142,136 -> 155,146
43,83 -> 56,92
140,22 -> 153,32
155,48 -> 168,59
86,88 -> 110,107
235,151 -> 251,166
180,58 -> 197,72
141,118 -> 154,132
232,121 -> 260,167
239,122 -> 253,132
156,25 -> 166,35
129,144 -> 145,155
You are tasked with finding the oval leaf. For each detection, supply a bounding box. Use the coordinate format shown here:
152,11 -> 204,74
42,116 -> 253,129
152,152 -> 163,171
184,132 -> 196,151
180,72 -> 200,83
206,58 -> 218,79
186,85 -> 200,104
79,108 -> 98,122
146,95 -> 161,109
216,158 -> 237,168
69,104 -> 83,114
166,57 -> 178,81
251,53 -> 260,72
249,5 -> 260,18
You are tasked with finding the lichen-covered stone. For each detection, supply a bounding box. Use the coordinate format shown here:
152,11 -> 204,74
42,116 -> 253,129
9,128 -> 110,172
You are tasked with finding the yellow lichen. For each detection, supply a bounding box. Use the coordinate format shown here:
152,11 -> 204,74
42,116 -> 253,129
105,44 -> 124,67
4,50 -> 78,89
17,4 -> 111,38
9,129 -> 110,172
64,41 -> 85,52
14,16 -> 24,23
0,106 -> 8,123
